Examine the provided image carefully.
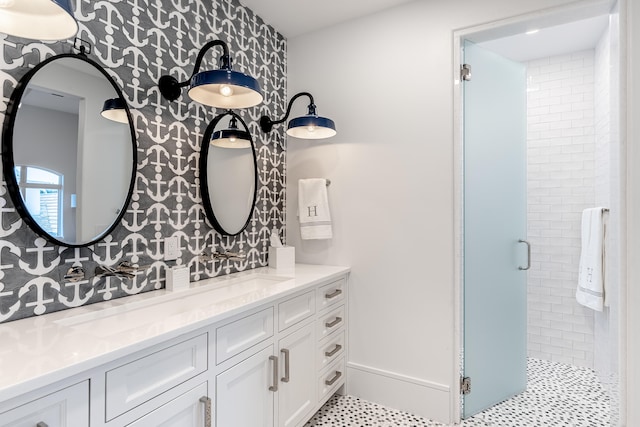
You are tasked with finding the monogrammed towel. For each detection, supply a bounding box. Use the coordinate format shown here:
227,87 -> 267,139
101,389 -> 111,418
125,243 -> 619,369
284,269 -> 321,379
576,207 -> 607,311
298,178 -> 332,240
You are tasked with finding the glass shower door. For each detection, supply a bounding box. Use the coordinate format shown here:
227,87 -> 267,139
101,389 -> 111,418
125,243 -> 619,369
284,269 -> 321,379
463,40 -> 528,418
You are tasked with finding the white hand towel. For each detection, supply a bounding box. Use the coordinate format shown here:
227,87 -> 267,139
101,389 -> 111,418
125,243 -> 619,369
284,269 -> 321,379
576,207 -> 607,311
298,178 -> 332,240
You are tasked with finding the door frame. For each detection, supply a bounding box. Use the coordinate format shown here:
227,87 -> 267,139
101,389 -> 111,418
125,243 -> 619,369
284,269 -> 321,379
452,0 -> 626,423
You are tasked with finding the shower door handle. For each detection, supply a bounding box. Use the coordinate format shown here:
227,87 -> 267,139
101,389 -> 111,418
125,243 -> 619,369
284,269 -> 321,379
518,239 -> 531,271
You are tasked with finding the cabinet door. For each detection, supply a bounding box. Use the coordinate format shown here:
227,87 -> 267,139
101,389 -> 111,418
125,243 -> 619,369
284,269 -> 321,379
127,382 -> 209,427
0,381 -> 88,427
216,345 -> 275,427
278,324 -> 316,427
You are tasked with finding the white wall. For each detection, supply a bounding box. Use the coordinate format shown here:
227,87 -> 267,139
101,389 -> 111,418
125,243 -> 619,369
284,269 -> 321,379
526,50 -> 597,368
626,0 -> 639,425
14,105 -> 78,241
286,0 -> 599,423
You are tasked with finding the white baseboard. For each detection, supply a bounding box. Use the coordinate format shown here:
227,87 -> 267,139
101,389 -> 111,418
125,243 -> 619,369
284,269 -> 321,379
346,362 -> 452,424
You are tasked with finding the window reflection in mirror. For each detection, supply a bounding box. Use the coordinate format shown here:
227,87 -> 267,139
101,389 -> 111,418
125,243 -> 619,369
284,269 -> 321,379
15,166 -> 64,238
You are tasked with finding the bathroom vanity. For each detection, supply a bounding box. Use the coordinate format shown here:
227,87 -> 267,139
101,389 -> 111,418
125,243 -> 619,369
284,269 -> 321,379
0,264 -> 349,427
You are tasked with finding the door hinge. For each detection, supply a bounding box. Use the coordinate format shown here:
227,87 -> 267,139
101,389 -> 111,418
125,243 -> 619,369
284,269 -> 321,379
461,64 -> 471,81
460,376 -> 471,395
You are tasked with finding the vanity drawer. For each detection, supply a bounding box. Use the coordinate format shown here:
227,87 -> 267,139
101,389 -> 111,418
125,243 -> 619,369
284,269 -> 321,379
317,305 -> 345,340
0,381 -> 88,426
105,333 -> 208,421
317,278 -> 345,312
318,357 -> 346,401
318,330 -> 345,372
278,290 -> 315,331
216,307 -> 274,363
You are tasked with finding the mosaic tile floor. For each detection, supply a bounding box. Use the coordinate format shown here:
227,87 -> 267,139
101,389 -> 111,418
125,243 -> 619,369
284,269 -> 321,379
305,358 -> 611,426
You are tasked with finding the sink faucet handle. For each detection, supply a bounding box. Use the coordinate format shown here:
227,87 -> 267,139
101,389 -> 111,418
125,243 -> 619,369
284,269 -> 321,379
95,261 -> 147,279
224,251 -> 246,260
64,266 -> 85,283
198,252 -> 212,264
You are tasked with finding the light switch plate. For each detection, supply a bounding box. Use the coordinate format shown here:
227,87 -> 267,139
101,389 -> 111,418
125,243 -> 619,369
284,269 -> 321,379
164,236 -> 180,261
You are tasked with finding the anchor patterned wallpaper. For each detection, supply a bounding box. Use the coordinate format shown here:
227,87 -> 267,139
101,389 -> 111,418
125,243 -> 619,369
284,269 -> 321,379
0,0 -> 287,323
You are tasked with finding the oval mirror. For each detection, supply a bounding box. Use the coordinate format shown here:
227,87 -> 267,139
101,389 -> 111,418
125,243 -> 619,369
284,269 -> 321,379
200,111 -> 257,236
1,53 -> 136,247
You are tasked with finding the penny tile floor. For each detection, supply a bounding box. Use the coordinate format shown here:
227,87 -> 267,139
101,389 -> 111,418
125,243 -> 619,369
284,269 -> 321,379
305,358 -> 611,426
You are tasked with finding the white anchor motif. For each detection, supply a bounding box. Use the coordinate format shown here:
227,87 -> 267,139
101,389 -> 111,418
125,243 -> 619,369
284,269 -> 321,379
59,280 -> 94,308
93,235 -> 124,267
96,277 -> 120,301
0,198 -> 22,238
0,282 -> 20,322
18,238 -> 60,276
18,277 -> 60,316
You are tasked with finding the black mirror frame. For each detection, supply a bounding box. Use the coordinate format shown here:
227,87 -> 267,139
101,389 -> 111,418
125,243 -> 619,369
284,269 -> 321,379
1,52 -> 137,248
200,111 -> 258,236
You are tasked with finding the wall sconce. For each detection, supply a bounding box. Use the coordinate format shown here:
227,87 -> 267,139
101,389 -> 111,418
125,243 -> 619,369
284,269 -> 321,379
260,92 -> 336,140
0,0 -> 78,41
211,114 -> 252,149
100,98 -> 129,123
158,39 -> 263,109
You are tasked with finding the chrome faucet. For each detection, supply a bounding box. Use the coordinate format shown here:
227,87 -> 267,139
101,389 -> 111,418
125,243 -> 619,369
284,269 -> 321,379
198,251 -> 246,263
95,261 -> 147,279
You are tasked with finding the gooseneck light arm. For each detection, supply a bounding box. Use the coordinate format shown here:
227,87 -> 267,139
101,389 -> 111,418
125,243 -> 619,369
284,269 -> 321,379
158,40 -> 232,101
260,92 -> 315,133
187,40 -> 231,86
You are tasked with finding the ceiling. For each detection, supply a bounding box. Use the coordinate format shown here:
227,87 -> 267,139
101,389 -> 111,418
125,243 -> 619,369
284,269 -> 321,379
477,15 -> 610,62
238,0 -> 610,62
238,0 -> 416,38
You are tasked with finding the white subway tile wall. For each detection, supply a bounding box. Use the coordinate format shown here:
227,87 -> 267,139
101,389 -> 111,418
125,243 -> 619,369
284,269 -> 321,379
526,50 -> 596,368
593,18 -> 621,425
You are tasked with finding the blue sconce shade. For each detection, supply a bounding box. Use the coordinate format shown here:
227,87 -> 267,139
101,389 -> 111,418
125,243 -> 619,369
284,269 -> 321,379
211,116 -> 252,149
189,69 -> 263,109
0,0 -> 78,41
158,39 -> 263,109
100,97 -> 129,123
287,115 -> 337,140
260,92 -> 337,140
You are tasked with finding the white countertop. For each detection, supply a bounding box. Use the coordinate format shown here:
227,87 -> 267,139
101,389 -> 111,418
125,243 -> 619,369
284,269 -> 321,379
0,263 -> 350,403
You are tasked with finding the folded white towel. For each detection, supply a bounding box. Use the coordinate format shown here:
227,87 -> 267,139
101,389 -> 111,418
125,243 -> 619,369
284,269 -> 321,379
576,207 -> 607,311
298,178 -> 332,240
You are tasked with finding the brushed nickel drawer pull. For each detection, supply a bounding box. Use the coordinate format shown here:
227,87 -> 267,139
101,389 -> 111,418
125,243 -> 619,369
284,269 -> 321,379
199,396 -> 212,427
325,344 -> 342,357
37,423 -> 49,427
325,289 -> 342,299
325,370 -> 342,386
325,316 -> 342,328
281,348 -> 290,383
269,355 -> 278,391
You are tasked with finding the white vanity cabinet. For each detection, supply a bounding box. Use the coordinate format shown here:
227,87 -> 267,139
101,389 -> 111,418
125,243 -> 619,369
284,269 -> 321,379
0,265 -> 349,427
215,289 -> 320,427
0,381 -> 89,427
315,277 -> 347,404
215,345 -> 275,427
277,322 -> 316,427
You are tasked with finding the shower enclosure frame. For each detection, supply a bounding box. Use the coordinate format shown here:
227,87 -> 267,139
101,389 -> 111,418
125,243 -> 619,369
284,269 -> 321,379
451,0 -> 627,424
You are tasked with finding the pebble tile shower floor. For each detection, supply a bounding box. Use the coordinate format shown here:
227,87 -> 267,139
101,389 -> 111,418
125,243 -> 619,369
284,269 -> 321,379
304,358 -> 610,426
